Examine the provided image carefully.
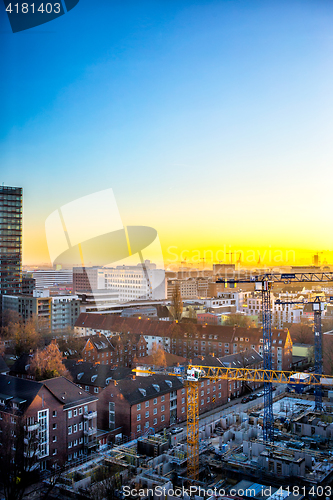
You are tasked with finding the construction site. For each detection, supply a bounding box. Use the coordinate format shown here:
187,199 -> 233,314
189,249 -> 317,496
47,271 -> 333,500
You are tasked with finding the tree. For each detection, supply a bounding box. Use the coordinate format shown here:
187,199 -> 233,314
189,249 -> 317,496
0,412 -> 39,500
289,322 -> 313,344
169,285 -> 183,322
30,341 -> 69,381
57,335 -> 86,359
169,322 -> 181,338
223,314 -> 253,328
150,342 -> 167,367
6,318 -> 43,357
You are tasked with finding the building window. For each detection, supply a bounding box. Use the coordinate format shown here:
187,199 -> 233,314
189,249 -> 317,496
153,408 -> 157,415
218,392 -> 221,398
153,398 -> 157,405
74,439 -> 78,446
161,405 -> 165,412
85,386 -> 89,391
153,418 -> 157,425
201,399 -> 204,405
53,436 -> 57,442
137,425 -> 141,432
161,415 -> 165,422
79,407 -> 83,415
73,409 -> 77,417
137,404 -> 141,411
137,414 -> 141,421
207,397 -> 210,403
38,409 -> 49,459
94,387 -> 99,394
73,424 -> 77,433
161,396 -> 165,402
79,422 -> 83,431
68,426 -> 72,435
182,388 -> 185,394
68,442 -> 72,449
182,407 -> 185,413
182,397 -> 185,404
145,401 -> 149,408
145,411 -> 149,418
52,411 -> 57,417
53,423 -> 57,430
68,410 -> 72,419
52,448 -> 57,455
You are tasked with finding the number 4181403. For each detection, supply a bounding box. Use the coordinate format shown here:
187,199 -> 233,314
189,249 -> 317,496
6,3 -> 61,14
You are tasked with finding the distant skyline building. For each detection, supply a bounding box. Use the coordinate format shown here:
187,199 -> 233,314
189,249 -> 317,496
0,186 -> 22,297
30,269 -> 73,289
73,260 -> 166,302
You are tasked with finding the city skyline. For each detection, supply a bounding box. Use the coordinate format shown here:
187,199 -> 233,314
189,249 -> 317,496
1,1 -> 333,265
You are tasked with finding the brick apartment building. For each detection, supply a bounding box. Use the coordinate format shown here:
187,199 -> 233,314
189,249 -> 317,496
64,359 -> 131,395
97,370 -> 229,438
75,314 -> 293,371
0,375 -> 98,470
81,333 -> 147,368
97,374 -> 185,438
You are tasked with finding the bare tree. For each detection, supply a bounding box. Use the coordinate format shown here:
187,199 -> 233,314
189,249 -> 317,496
169,285 -> 183,322
0,413 -> 39,500
223,314 -> 253,328
150,342 -> 167,368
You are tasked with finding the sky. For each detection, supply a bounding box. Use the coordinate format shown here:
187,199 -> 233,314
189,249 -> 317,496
1,0 -> 333,267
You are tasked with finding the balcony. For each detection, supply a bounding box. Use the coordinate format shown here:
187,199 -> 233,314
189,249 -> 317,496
25,423 -> 39,432
84,427 -> 97,436
83,411 -> 97,419
84,439 -> 98,449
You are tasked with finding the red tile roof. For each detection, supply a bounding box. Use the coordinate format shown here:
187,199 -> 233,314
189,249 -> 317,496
75,313 -> 290,344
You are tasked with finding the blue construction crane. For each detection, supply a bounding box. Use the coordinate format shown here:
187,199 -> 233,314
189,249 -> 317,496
275,295 -> 327,412
217,271 -> 333,443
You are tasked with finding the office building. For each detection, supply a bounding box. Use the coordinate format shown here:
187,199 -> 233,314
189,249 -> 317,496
73,260 -> 166,302
0,186 -> 22,297
31,269 -> 73,289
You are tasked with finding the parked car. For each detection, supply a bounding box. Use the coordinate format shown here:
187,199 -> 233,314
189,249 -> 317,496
248,394 -> 257,401
170,427 -> 183,434
241,396 -> 250,403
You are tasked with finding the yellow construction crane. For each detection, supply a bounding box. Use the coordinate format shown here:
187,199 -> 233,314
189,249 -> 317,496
135,365 -> 333,482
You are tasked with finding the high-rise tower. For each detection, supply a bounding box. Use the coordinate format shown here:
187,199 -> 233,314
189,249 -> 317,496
0,186 -> 22,296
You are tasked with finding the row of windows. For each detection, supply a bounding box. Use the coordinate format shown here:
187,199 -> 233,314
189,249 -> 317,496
137,415 -> 165,431
67,406 -> 89,419
68,422 -> 84,434
68,437 -> 83,448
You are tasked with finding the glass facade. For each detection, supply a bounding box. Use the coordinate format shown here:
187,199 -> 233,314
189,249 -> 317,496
0,186 -> 22,295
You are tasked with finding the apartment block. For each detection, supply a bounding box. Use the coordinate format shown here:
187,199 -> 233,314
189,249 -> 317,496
74,314 -> 293,371
81,333 -> 147,368
0,375 -> 98,470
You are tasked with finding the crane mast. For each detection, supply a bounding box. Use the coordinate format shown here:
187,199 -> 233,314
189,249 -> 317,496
217,271 -> 333,442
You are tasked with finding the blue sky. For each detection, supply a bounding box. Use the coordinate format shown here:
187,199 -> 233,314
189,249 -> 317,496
1,0 -> 333,264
